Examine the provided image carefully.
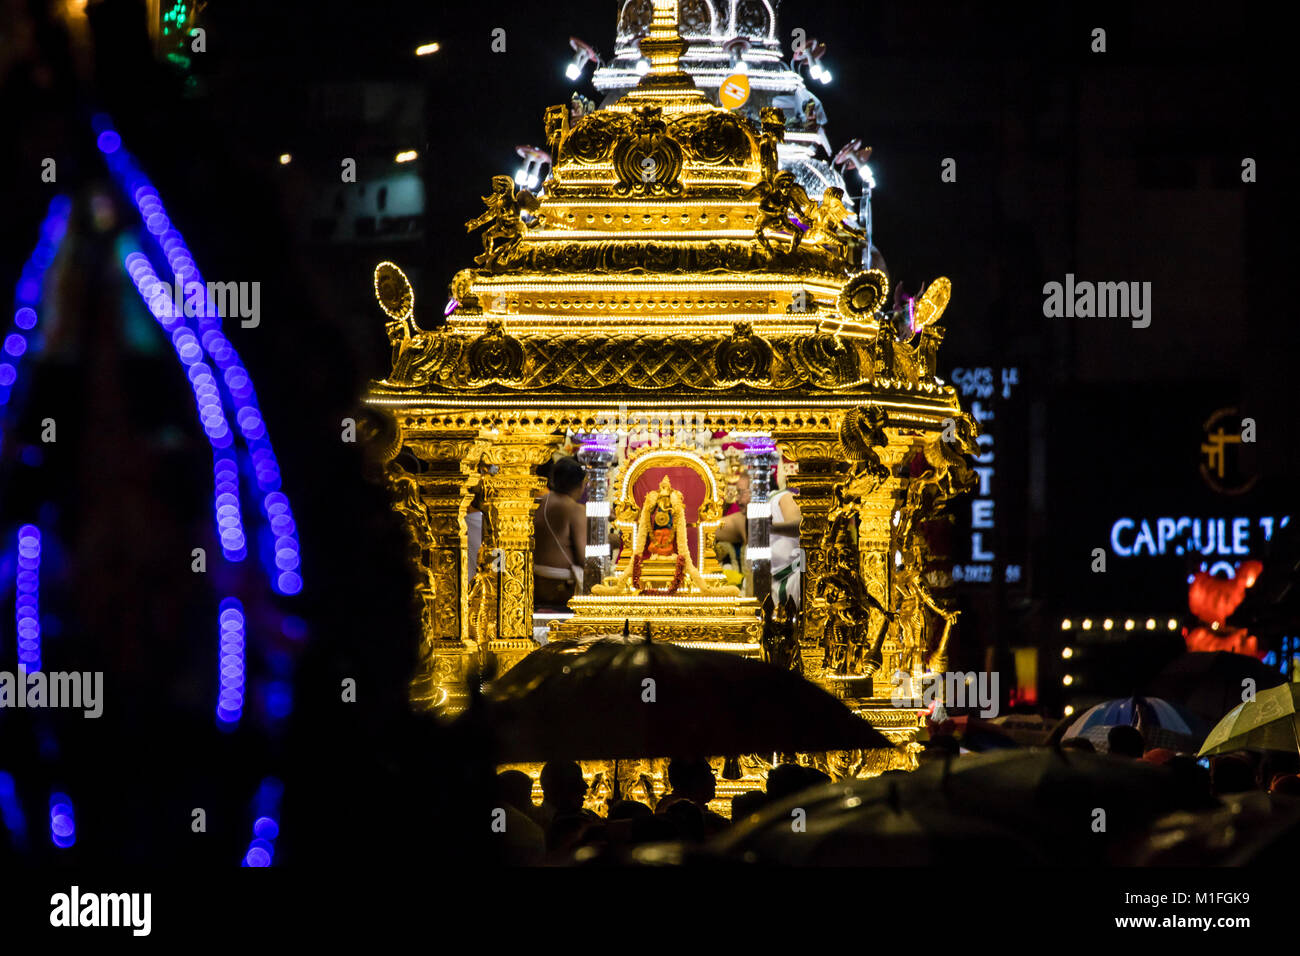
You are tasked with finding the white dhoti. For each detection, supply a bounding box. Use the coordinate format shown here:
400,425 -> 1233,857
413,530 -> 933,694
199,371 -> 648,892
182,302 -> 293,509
535,563 -> 584,589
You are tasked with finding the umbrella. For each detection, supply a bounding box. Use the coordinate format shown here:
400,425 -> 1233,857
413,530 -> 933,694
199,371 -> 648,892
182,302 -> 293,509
710,748 -> 1203,865
1123,791 -> 1300,865
1145,652 -> 1286,727
470,634 -> 892,762
1198,682 -> 1300,757
1060,696 -> 1206,753
708,773 -> 1050,865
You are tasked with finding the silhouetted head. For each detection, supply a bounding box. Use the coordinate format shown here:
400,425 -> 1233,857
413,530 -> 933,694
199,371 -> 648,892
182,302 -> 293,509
495,770 -> 535,812
540,761 -> 588,812
802,767 -> 831,788
1106,725 -> 1145,758
665,799 -> 706,842
765,763 -> 813,801
667,757 -> 716,804
731,789 -> 768,822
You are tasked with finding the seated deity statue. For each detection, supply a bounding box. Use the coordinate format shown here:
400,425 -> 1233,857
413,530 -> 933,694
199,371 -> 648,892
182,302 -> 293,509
594,474 -> 738,597
645,476 -> 682,557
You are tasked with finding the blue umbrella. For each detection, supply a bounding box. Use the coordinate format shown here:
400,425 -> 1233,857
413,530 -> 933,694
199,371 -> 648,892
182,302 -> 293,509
1061,696 -> 1206,753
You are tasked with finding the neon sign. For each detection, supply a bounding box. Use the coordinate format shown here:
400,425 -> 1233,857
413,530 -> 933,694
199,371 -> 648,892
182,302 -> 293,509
950,366 -> 1021,584
1109,515 -> 1289,558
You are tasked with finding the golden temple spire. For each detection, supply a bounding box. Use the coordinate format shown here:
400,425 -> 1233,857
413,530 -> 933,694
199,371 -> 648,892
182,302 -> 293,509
643,0 -> 687,79
621,0 -> 709,110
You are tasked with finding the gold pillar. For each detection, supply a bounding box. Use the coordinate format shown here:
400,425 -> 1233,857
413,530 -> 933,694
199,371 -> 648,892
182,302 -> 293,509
773,431 -> 848,679
400,430 -> 486,710
857,489 -> 901,694
475,431 -> 564,642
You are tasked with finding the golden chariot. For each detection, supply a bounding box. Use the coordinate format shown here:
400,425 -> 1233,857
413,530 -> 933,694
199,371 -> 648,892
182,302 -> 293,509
361,0 -> 976,798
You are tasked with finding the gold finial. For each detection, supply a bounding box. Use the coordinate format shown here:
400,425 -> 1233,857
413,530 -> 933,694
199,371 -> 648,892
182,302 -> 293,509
622,0 -> 707,107
643,0 -> 686,77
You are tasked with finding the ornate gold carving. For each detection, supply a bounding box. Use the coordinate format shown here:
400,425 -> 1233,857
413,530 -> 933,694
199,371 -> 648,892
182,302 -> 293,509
466,176 -> 540,270
746,171 -> 814,256
466,320 -> 525,384
673,110 -> 753,166
363,12 -> 969,760
818,407 -> 896,678
543,103 -> 569,159
613,107 -> 684,196
384,327 -> 883,393
374,261 -> 415,322
758,107 -> 785,180
914,276 -> 952,330
469,432 -> 563,643
803,187 -> 864,261
714,321 -> 772,384
789,331 -> 864,388
838,268 -> 890,318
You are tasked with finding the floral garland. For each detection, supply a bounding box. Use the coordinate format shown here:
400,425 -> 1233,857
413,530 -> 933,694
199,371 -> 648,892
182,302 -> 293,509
632,552 -> 686,597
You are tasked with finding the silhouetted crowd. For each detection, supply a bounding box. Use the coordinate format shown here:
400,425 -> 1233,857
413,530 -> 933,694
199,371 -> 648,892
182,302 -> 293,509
487,731 -> 1300,865
491,757 -> 841,864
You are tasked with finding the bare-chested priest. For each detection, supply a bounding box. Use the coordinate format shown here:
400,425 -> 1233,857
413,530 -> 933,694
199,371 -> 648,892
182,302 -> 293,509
533,457 -> 587,609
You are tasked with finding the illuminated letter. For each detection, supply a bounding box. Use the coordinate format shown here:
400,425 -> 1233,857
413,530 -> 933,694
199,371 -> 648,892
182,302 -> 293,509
1110,518 -> 1135,557
1231,517 -> 1249,554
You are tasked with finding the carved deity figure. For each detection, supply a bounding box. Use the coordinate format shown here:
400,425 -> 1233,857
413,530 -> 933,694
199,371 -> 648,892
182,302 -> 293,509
802,186 -> 864,258
758,107 -> 786,181
465,175 -> 539,269
385,465 -> 440,644
898,414 -> 978,557
745,171 -> 813,255
644,475 -> 683,556
818,406 -> 897,676
890,561 -> 959,675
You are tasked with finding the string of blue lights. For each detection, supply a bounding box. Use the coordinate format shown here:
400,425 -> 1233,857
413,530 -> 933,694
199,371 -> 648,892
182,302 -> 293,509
1,197 -> 72,856
97,118 -> 302,596
96,119 -> 308,864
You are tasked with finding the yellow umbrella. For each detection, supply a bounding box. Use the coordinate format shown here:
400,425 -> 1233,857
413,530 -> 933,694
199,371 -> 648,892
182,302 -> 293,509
1197,683 -> 1300,757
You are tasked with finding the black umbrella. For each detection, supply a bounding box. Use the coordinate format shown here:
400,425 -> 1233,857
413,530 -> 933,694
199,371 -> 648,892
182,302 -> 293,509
713,777 -> 1050,865
710,748 -> 1213,865
1145,651 -> 1286,727
1123,791 -> 1300,865
470,632 -> 892,762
